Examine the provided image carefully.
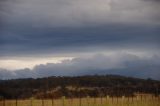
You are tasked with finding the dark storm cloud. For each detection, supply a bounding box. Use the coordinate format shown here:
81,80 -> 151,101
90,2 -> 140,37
0,25 -> 160,56
0,0 -> 160,57
0,53 -> 160,80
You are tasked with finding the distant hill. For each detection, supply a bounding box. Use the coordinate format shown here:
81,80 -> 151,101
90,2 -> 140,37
0,75 -> 159,99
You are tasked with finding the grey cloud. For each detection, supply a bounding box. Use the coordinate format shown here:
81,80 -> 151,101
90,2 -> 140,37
1,0 -> 160,27
0,0 -> 160,57
0,25 -> 159,57
0,53 -> 160,80
0,69 -> 16,79
144,0 -> 160,2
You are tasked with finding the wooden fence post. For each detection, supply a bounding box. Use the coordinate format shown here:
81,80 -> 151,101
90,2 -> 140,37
3,99 -> 5,106
79,97 -> 82,106
116,96 -> 118,104
87,96 -> 90,106
62,96 -> 65,106
30,98 -> 33,106
111,96 -> 113,104
52,98 -> 54,106
122,96 -> 125,106
131,95 -> 133,103
93,97 -> 96,106
106,95 -> 109,105
127,96 -> 129,102
122,96 -> 125,100
136,96 -> 139,106
100,96 -> 103,105
141,95 -> 142,101
16,99 -> 18,106
42,99 -> 44,106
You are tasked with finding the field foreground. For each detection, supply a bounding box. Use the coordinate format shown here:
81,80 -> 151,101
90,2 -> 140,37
0,96 -> 159,106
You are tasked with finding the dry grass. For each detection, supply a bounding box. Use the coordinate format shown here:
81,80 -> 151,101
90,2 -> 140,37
0,96 -> 159,106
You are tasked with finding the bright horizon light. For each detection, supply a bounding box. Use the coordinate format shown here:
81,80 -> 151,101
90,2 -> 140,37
0,57 -> 73,70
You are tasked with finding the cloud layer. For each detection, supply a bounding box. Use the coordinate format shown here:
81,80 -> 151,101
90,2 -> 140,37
0,25 -> 160,57
0,0 -> 160,57
1,0 -> 160,26
0,0 -> 160,79
0,53 -> 160,80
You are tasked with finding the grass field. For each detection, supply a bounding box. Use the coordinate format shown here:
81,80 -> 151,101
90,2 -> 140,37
0,96 -> 159,106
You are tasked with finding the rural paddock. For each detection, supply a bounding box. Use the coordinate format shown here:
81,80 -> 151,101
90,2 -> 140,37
0,96 -> 160,106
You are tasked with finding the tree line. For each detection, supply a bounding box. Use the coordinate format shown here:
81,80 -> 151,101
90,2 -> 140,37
0,75 -> 159,99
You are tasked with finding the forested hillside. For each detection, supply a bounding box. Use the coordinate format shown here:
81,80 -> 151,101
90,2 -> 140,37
0,75 -> 159,99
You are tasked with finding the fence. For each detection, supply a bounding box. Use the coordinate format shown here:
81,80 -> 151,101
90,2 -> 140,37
0,96 -> 160,106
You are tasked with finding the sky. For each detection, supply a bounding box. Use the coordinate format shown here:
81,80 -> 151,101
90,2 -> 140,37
0,0 -> 160,80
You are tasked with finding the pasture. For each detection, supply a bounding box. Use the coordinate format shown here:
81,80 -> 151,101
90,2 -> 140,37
0,96 -> 159,106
